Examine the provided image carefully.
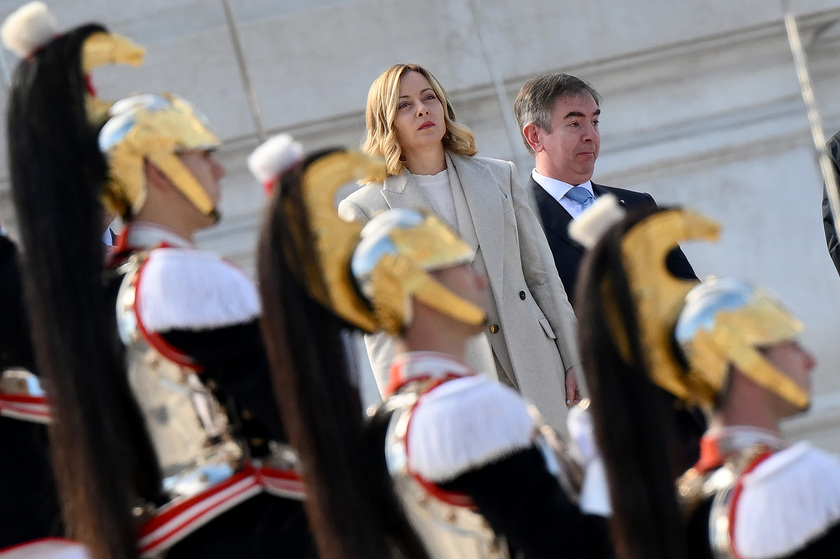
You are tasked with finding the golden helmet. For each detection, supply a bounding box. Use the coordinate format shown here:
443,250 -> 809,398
98,93 -> 220,219
351,207 -> 485,334
674,277 -> 807,409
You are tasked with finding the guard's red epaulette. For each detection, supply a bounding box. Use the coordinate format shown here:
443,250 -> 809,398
105,230 -> 138,269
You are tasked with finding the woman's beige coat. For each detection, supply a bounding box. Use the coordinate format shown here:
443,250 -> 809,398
338,152 -> 579,431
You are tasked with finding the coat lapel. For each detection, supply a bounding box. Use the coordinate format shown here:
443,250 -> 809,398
380,170 -> 434,211
451,154 -> 504,282
592,182 -> 627,207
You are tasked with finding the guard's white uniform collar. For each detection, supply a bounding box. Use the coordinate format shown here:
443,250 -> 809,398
121,222 -> 194,250
384,351 -> 475,396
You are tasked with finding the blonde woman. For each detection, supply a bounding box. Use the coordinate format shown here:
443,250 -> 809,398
338,63 -> 580,431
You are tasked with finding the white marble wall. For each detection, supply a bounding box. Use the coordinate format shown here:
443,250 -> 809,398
1,0 -> 839,447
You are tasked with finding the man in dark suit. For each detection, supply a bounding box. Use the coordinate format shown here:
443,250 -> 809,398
513,73 -> 695,308
514,73 -> 704,471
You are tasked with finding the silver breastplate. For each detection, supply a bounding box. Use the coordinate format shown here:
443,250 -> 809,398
678,445 -> 771,559
384,389 -> 510,559
696,466 -> 738,559
115,253 -> 246,503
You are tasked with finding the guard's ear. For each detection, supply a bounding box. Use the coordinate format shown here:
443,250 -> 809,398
522,123 -> 543,153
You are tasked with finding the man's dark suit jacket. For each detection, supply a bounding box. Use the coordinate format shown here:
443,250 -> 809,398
532,179 -> 704,471
531,179 -> 697,309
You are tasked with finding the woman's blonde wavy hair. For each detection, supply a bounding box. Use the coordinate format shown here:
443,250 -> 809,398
361,64 -> 477,183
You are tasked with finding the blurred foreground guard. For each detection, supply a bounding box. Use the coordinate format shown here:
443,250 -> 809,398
101,94 -> 313,558
4,3 -> 313,558
0,229 -> 61,550
573,197 -> 840,559
254,136 -> 613,559
0,2 -> 143,555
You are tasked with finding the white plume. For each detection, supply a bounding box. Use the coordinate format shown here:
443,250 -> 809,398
247,134 -> 303,186
1,2 -> 58,59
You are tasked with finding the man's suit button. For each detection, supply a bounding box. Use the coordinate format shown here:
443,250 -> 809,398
489,324 -> 499,334
519,291 -> 526,300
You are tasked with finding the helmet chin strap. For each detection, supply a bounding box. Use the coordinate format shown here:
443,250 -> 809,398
368,254 -> 486,335
691,329 -> 809,410
736,349 -> 809,410
412,275 -> 487,328
146,152 -> 216,217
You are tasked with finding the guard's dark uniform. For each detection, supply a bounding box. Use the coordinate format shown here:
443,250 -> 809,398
0,234 -> 63,549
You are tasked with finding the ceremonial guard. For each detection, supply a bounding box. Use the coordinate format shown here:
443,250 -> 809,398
0,2 -> 144,554
572,198 -> 840,559
4,3 -> 312,558
0,225 -> 62,550
252,137 -> 612,559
